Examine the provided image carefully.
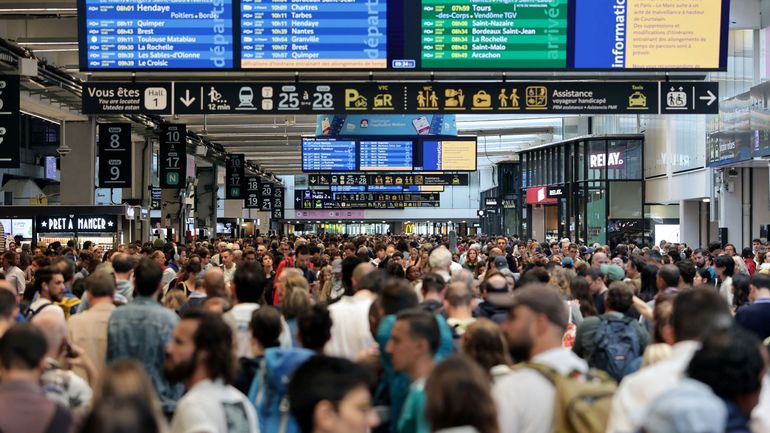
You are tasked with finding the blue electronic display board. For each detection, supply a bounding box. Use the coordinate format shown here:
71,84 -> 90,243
79,0 -> 234,70
240,0 -> 387,69
302,138 -> 357,172
359,141 -> 413,171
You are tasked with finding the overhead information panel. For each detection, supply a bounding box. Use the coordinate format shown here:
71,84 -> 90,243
240,0 -> 387,69
79,0 -> 234,70
359,141 -> 413,171
421,0 -> 568,69
302,138 -> 357,172
421,139 -> 476,171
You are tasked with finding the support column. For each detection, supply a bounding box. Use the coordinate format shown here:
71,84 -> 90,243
122,137 -> 153,243
60,120 -> 96,205
680,200 -> 700,247
195,166 -> 218,238
719,169 -> 743,246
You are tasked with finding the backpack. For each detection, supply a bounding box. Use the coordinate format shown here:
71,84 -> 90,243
519,363 -> 617,433
24,301 -> 57,321
247,347 -> 314,433
588,316 -> 642,382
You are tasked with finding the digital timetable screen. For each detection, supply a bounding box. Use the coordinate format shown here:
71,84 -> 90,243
79,0 -> 234,70
78,0 -> 729,71
302,136 -> 476,172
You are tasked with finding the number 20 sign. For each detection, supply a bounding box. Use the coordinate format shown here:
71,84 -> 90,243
98,123 -> 132,188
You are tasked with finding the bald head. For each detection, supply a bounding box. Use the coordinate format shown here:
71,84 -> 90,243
31,312 -> 67,357
592,252 -> 609,268
203,267 -> 226,298
352,262 -> 375,292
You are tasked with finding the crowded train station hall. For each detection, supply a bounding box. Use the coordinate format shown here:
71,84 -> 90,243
0,0 -> 766,433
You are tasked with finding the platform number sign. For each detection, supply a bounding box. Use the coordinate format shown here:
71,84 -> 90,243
98,123 -> 132,188
259,181 -> 274,211
0,76 -> 19,168
159,124 -> 186,189
225,154 -> 245,199
271,187 -> 284,220
245,176 -> 261,209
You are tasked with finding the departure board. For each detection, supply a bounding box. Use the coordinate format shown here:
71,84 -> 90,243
359,141 -> 413,171
422,140 -> 477,171
240,0 -> 388,69
420,0 -> 568,69
302,138 -> 357,172
80,0 -> 234,70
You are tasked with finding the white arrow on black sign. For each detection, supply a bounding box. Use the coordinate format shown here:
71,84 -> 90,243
699,90 -> 717,106
180,89 -> 196,107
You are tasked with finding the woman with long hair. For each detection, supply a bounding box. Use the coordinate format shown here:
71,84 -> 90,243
463,247 -> 481,273
425,356 -> 499,433
93,359 -> 167,432
569,276 -> 597,318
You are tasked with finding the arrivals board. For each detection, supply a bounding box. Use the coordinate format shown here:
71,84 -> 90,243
420,0 -> 568,69
309,173 -> 468,186
359,141 -> 413,171
79,0 -> 234,70
78,0 -> 729,71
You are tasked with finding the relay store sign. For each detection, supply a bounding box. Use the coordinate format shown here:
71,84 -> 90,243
526,187 -> 558,205
589,151 -> 625,169
36,215 -> 118,233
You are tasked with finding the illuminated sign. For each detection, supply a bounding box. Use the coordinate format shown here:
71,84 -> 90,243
589,151 -> 625,169
36,215 -> 118,233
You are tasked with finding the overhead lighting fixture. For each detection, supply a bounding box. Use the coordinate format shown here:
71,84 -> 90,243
27,48 -> 78,53
0,8 -> 77,13
21,110 -> 60,125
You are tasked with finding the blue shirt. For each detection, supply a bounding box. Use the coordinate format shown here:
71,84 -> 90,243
107,296 -> 182,414
735,298 -> 770,342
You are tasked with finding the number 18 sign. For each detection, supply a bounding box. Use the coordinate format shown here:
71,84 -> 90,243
159,124 -> 187,189
98,123 -> 132,188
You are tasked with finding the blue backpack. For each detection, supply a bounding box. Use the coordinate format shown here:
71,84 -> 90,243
588,316 -> 642,382
248,347 -> 315,433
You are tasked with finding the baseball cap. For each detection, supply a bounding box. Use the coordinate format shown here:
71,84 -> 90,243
493,256 -> 508,269
601,264 -> 625,282
642,379 -> 726,433
562,257 -> 574,268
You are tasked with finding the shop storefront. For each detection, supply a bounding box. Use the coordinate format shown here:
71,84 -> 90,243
517,135 -> 645,247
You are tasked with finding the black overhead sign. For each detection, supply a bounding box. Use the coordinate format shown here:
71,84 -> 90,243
258,180 -> 274,211
244,176 -> 261,209
271,188 -> 284,220
151,187 -> 162,210
308,173 -> 469,187
0,76 -> 19,168
98,123 -> 132,188
225,154 -> 245,200
294,190 -> 440,210
159,124 -> 187,189
36,215 -> 118,233
82,82 -> 720,116
82,82 -> 172,115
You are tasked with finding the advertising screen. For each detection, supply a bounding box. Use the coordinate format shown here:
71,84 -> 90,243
421,139 -> 477,171
78,0 -> 728,71
78,0 -> 234,70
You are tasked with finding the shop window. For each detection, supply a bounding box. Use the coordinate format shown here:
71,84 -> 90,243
609,182 -> 643,219
588,140 -> 607,180
608,139 -> 643,180
587,181 -> 607,245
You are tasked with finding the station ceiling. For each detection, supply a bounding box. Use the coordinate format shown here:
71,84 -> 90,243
0,0 -> 760,174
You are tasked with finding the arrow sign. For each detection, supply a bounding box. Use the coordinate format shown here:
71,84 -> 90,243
700,90 -> 717,106
180,89 -> 196,107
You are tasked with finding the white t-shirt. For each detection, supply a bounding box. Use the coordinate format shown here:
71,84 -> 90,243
171,379 -> 259,433
226,303 -> 260,358
28,298 -> 65,320
325,295 -> 375,360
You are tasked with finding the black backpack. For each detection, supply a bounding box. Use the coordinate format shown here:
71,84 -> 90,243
588,316 -> 642,382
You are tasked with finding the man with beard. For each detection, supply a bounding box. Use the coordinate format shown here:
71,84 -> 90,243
492,284 -> 588,433
165,309 -> 259,433
26,266 -> 65,320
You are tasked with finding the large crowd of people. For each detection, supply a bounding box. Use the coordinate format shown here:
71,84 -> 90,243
0,233 -> 768,433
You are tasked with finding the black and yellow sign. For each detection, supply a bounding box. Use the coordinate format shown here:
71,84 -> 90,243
294,190 -> 440,210
308,173 -> 469,187
81,81 -> 719,116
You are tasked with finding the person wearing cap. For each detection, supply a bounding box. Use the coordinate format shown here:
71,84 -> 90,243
474,273 -> 512,324
492,284 -> 589,433
492,255 -> 508,271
